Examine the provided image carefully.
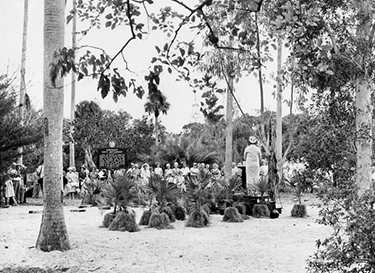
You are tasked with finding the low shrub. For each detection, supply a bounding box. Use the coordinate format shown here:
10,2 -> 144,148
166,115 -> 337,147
148,212 -> 173,229
252,204 -> 270,218
291,204 -> 307,218
108,211 -> 140,232
233,202 -> 247,215
139,210 -> 152,225
202,203 -> 211,216
161,206 -> 176,222
307,185 -> 375,272
186,209 -> 210,228
223,207 -> 243,222
102,212 -> 116,228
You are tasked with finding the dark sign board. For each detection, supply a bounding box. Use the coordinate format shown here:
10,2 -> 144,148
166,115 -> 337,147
97,148 -> 126,169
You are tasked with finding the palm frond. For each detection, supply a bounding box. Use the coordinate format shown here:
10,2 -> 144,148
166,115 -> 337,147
253,175 -> 269,195
101,173 -> 141,213
143,174 -> 181,209
184,170 -> 216,212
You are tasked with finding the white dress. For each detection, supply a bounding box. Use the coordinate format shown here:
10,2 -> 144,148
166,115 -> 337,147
243,144 -> 262,189
5,180 -> 15,198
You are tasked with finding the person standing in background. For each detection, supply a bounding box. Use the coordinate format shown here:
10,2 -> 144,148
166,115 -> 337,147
243,136 -> 262,191
4,174 -> 18,206
65,167 -> 79,200
79,165 -> 89,190
36,160 -> 44,197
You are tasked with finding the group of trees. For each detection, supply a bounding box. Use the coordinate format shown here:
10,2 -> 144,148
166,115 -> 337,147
67,100 -> 156,168
0,74 -> 43,175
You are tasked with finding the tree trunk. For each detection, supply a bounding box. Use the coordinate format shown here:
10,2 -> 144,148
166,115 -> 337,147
155,115 -> 159,146
36,0 -> 70,252
84,145 -> 96,170
255,13 -> 264,116
275,37 -> 283,183
224,76 -> 234,180
355,75 -> 373,196
18,0 -> 28,165
69,0 -> 77,168
355,4 -> 373,196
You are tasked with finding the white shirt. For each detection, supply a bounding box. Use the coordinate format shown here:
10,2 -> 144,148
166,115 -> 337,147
37,164 -> 44,178
154,167 -> 163,176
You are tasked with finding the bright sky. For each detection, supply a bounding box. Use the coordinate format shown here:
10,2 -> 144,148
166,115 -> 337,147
0,0 -> 295,133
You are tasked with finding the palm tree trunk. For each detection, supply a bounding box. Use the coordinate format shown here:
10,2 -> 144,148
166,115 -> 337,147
255,13 -> 264,115
36,0 -> 70,252
224,76 -> 234,180
69,0 -> 77,168
18,0 -> 28,165
155,115 -> 159,146
275,37 -> 283,184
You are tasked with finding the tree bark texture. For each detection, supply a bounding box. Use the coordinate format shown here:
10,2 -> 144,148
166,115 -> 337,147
69,0 -> 77,168
355,75 -> 373,196
275,37 -> 283,183
355,2 -> 373,196
36,0 -> 70,252
224,76 -> 234,180
18,0 -> 28,165
155,115 -> 159,146
84,145 -> 96,170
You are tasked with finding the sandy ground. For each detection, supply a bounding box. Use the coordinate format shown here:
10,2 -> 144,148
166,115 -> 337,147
0,194 -> 331,273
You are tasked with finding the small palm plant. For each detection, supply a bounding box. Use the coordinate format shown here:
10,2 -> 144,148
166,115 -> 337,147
140,174 -> 182,228
184,169 -> 216,228
218,175 -> 247,222
289,171 -> 308,218
101,173 -> 141,232
253,175 -> 269,203
251,175 -> 271,218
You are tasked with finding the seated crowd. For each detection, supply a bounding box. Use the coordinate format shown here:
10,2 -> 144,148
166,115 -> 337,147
1,161 -> 244,207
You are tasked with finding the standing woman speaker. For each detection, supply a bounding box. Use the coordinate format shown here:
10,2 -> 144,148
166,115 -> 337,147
243,136 -> 262,191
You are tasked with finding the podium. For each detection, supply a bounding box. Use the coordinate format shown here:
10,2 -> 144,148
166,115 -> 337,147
237,165 -> 247,189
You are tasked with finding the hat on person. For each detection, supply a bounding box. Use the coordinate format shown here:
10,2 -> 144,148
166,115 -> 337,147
249,136 -> 258,144
16,163 -> 26,169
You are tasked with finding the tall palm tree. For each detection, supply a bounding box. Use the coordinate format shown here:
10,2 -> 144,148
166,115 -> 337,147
36,0 -> 70,251
69,0 -> 77,168
144,89 -> 170,147
18,0 -> 28,165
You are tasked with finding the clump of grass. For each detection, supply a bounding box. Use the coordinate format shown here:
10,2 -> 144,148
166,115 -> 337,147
232,202 -> 250,220
139,210 -> 152,225
223,207 -> 243,222
186,209 -> 210,228
252,204 -> 270,218
108,211 -> 140,232
148,212 -> 174,229
241,214 -> 251,220
291,204 -> 307,218
102,212 -> 116,228
174,204 -> 186,221
161,206 -> 176,222
202,203 -> 211,216
233,202 -> 247,215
